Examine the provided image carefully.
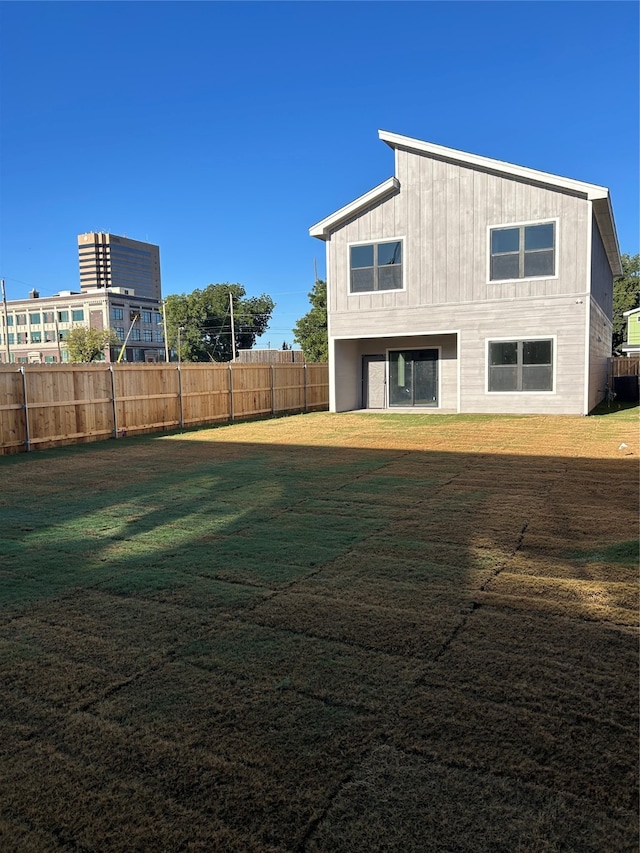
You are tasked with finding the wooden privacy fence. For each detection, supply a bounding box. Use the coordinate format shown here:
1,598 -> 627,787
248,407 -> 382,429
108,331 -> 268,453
0,362 -> 329,454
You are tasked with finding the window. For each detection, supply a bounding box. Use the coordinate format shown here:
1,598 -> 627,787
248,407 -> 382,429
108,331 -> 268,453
112,307 -> 124,320
143,330 -> 153,342
6,315 -> 13,326
141,311 -> 152,323
30,332 -> 42,344
59,329 -> 69,341
71,309 -> 84,322
16,314 -> 27,325
7,333 -> 14,345
488,339 -> 553,392
45,356 -> 56,363
43,311 -> 54,324
490,222 -> 555,280
155,330 -> 164,342
115,327 -> 125,341
45,330 -> 56,342
154,312 -> 162,326
17,332 -> 28,344
58,311 -> 69,323
29,313 -> 41,325
131,327 -> 141,341
350,240 -> 402,293
389,349 -> 438,407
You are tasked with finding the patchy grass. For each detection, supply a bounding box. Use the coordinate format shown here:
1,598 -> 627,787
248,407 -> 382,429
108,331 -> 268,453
0,410 -> 638,852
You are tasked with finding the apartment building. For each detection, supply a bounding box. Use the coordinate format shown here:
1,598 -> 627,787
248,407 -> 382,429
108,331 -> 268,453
78,232 -> 162,301
0,288 -> 165,364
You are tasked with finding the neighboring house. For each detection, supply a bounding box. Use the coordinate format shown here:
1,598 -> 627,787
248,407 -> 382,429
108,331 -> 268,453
310,130 -> 622,415
620,307 -> 640,356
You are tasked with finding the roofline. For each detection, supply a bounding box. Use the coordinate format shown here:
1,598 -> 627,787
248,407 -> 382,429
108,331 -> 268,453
378,130 -> 610,200
623,307 -> 640,316
309,177 -> 400,240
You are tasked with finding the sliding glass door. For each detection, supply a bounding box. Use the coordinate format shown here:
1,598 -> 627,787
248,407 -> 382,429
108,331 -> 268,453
389,349 -> 438,407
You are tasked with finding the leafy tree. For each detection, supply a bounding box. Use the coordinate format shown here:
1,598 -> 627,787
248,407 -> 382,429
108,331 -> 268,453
613,254 -> 640,352
164,283 -> 274,362
64,327 -> 119,362
293,280 -> 328,362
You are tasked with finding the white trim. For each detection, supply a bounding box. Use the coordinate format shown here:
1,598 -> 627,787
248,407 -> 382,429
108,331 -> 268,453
347,236 -> 406,296
309,177 -> 400,239
486,218 -> 559,284
456,331 -> 461,414
330,328 -> 460,341
584,202 -> 593,415
378,130 -> 610,200
623,307 -> 640,317
484,335 -> 557,395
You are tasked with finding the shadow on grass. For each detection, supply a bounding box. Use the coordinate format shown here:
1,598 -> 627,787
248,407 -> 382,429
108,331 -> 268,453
0,427 -> 638,852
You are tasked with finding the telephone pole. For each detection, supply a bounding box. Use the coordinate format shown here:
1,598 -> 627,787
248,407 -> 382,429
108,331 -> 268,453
1,279 -> 11,363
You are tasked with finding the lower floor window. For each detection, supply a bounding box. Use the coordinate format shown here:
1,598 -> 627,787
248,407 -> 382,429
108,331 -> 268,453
489,339 -> 553,392
389,349 -> 438,406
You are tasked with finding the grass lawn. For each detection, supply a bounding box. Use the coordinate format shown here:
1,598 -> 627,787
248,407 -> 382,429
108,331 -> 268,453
1,407 -> 638,852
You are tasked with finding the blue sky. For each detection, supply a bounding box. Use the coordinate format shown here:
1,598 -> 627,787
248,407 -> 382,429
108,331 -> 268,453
1,1 -> 638,347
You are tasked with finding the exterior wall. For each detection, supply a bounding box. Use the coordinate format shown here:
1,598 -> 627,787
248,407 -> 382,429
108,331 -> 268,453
627,310 -> 640,346
326,151 -> 591,318
0,291 -> 165,364
590,216 -> 614,320
587,299 -> 613,412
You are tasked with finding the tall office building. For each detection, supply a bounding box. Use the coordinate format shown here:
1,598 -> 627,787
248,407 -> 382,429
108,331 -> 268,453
78,232 -> 162,301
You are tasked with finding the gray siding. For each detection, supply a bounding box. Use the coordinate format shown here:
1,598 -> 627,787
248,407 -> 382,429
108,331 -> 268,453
590,216 -> 614,320
587,299 -> 612,412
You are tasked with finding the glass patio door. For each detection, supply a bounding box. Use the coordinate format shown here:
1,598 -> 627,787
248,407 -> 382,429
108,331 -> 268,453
389,349 -> 438,407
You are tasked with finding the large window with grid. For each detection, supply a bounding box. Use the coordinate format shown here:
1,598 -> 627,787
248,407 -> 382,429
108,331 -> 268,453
488,339 -> 553,392
490,222 -> 555,281
350,240 -> 403,293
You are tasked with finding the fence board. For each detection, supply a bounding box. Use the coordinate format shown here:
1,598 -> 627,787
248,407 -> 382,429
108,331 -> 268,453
0,362 -> 329,454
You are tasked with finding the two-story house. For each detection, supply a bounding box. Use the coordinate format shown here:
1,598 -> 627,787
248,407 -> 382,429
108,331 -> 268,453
310,131 -> 621,415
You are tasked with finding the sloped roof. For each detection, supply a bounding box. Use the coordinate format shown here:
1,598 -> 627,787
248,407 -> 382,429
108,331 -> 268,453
310,130 -> 622,276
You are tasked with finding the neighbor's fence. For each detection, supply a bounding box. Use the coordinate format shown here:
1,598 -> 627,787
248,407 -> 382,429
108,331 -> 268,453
0,362 -> 329,454
610,356 -> 640,377
609,356 -> 640,404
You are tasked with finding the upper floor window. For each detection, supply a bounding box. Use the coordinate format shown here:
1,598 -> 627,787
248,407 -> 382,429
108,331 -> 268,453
112,307 -> 124,320
16,314 -> 27,325
490,222 -> 555,281
43,311 -> 54,324
71,309 -> 84,322
58,311 -> 69,323
350,240 -> 402,293
29,313 -> 41,325
141,311 -> 152,323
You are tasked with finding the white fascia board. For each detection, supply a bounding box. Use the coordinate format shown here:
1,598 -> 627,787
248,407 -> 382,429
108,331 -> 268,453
378,130 -> 610,201
309,177 -> 400,240
623,307 -> 640,317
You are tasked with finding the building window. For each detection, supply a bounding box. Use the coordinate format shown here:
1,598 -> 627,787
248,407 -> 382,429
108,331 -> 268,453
155,330 -> 164,342
17,332 -> 28,344
58,311 -> 69,323
16,314 -> 27,325
43,311 -> 55,324
350,240 -> 403,293
7,333 -> 14,345
30,332 -> 42,343
112,307 -> 124,320
154,312 -> 162,326
133,348 -> 146,362
131,328 -> 141,341
143,330 -> 153,342
490,222 -> 555,281
59,329 -> 69,341
115,327 -> 125,341
6,315 -> 13,326
71,309 -> 84,322
141,311 -> 152,323
488,339 -> 553,392
45,330 -> 56,343
45,356 -> 56,363
29,313 -> 41,325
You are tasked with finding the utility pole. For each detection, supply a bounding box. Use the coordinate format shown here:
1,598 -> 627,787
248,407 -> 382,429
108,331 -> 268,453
162,299 -> 169,362
229,292 -> 236,361
1,279 -> 11,363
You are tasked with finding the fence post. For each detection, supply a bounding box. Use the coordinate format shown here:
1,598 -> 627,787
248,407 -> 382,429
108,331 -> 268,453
177,363 -> 184,429
109,364 -> 119,438
304,363 -> 308,413
228,363 -> 234,422
20,366 -> 31,452
271,364 -> 276,415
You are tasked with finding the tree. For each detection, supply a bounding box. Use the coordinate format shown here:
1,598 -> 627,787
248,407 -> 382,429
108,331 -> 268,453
613,254 -> 640,352
293,280 -> 328,362
64,327 -> 119,362
164,283 -> 274,362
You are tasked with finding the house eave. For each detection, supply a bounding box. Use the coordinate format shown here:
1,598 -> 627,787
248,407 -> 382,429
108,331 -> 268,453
309,177 -> 400,240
